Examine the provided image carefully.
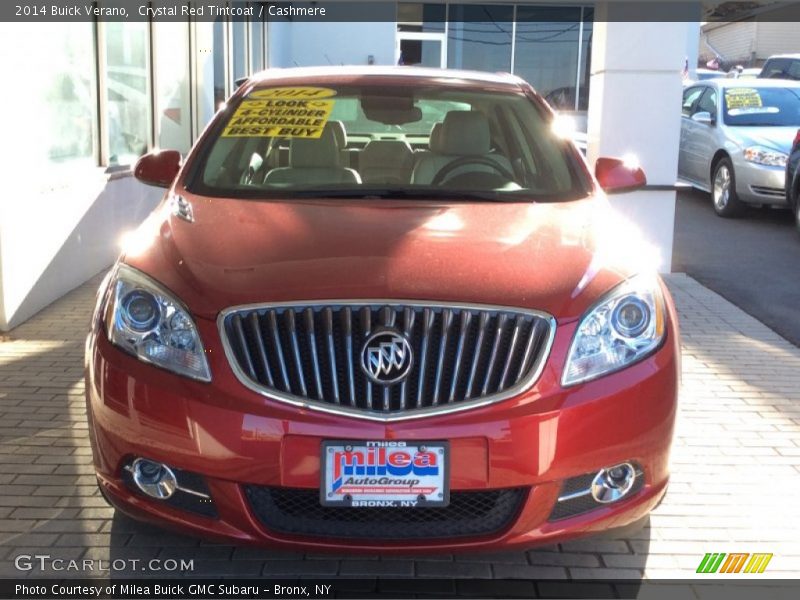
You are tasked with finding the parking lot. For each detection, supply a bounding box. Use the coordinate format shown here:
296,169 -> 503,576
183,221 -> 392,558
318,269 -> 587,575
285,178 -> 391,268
673,189 -> 800,346
2,267 -> 799,582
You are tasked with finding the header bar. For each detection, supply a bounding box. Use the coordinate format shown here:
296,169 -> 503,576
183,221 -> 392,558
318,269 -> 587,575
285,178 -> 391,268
3,1 -> 800,23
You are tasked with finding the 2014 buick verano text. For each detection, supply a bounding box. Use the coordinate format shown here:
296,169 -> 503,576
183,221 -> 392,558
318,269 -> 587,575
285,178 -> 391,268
85,67 -> 679,552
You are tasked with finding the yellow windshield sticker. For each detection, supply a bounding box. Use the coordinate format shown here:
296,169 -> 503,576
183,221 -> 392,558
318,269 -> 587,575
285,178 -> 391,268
222,87 -> 336,138
724,88 -> 763,110
248,87 -> 337,100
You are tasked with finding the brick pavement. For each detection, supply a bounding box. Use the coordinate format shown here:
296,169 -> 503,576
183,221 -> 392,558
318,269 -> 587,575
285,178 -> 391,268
1,273 -> 799,580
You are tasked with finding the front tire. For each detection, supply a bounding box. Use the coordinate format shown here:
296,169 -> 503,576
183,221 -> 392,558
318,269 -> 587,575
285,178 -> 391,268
794,194 -> 800,238
792,173 -> 800,237
712,158 -> 744,218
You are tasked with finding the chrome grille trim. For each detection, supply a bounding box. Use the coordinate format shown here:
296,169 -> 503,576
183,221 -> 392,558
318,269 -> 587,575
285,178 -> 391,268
218,300 -> 556,423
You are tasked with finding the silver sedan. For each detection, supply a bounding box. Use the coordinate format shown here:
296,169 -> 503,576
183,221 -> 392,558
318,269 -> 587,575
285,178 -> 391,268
678,79 -> 800,217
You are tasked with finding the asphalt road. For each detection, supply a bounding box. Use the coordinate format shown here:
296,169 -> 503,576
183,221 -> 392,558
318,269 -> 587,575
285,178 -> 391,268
672,188 -> 800,347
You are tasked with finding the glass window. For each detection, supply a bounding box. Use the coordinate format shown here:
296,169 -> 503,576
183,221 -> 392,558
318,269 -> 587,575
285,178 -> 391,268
154,21 -> 192,154
514,7 -> 582,111
213,19 -> 227,107
250,6 -> 265,73
398,2 -> 446,32
682,87 -> 704,116
722,87 -> 800,127
447,4 -> 513,73
577,9 -> 593,111
103,21 -> 151,166
398,39 -> 443,67
9,23 -> 97,170
760,58 -> 800,81
696,88 -> 717,117
192,84 -> 588,201
232,18 -> 248,82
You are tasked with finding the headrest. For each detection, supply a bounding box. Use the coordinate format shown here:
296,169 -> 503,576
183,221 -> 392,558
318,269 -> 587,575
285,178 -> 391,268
429,122 -> 444,153
439,111 -> 491,156
360,140 -> 414,168
289,122 -> 342,168
328,120 -> 347,149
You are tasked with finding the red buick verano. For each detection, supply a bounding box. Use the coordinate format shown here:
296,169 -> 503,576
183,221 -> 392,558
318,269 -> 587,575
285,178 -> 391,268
85,67 -> 679,552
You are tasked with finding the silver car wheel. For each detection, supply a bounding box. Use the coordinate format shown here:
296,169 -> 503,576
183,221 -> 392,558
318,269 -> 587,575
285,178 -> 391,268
713,165 -> 731,210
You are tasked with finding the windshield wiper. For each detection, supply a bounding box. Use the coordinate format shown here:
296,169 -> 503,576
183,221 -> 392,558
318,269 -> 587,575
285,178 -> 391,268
287,188 -> 522,202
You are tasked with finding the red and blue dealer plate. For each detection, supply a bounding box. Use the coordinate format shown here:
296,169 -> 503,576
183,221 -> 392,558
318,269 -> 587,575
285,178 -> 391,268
321,440 -> 450,508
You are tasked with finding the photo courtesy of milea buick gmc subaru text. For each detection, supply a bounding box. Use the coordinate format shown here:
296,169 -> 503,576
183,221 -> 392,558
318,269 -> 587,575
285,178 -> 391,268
85,67 -> 680,552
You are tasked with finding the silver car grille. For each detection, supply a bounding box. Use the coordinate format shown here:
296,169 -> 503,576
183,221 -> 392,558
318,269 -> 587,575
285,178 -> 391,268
219,301 -> 555,421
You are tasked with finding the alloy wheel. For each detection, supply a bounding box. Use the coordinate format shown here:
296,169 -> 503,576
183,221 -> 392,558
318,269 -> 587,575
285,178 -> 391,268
713,164 -> 730,210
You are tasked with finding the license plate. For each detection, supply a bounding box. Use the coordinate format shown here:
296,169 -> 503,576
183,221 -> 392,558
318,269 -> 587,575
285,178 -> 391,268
321,440 -> 449,508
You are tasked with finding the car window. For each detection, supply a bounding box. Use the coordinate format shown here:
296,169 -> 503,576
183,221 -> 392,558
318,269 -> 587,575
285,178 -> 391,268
722,86 -> 800,127
682,87 -> 704,116
696,89 -> 717,117
189,84 -> 590,202
765,59 -> 800,81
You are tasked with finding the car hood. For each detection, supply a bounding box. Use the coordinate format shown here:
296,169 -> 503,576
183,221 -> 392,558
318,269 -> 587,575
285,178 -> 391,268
123,193 -> 657,323
727,125 -> 798,153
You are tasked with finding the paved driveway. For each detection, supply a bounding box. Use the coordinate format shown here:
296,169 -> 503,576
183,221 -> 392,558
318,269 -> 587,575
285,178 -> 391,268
673,188 -> 800,346
1,273 -> 799,582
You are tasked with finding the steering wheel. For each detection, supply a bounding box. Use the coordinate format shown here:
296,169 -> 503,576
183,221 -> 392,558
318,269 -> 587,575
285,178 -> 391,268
430,156 -> 517,187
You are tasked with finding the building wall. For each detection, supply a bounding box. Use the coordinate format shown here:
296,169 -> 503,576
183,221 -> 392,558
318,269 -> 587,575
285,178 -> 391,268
754,21 -> 800,60
700,21 -> 756,64
0,8 -> 687,330
268,21 -> 396,68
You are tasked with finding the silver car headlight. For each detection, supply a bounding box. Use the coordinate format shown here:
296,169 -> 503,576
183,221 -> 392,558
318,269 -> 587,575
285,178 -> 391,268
743,146 -> 788,167
105,264 -> 211,381
562,274 -> 666,386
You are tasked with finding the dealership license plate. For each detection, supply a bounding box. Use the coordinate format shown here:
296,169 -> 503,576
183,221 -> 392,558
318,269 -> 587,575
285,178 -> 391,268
321,441 -> 449,508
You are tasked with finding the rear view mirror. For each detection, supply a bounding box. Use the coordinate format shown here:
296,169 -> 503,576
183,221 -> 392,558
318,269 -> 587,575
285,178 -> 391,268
595,157 -> 647,194
134,150 -> 182,188
361,94 -> 422,125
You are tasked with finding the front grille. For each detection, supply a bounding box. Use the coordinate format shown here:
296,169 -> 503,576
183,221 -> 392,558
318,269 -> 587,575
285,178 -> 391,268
220,302 -> 554,419
244,486 -> 527,539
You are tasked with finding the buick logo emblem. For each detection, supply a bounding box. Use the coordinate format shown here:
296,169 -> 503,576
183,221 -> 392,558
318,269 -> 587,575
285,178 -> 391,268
360,329 -> 413,385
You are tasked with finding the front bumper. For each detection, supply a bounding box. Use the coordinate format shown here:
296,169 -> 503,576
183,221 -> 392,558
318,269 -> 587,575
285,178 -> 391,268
85,296 -> 679,552
734,158 -> 789,205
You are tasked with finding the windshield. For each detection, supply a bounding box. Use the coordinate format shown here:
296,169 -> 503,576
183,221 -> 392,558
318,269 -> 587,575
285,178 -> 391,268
722,86 -> 800,126
190,84 -> 589,202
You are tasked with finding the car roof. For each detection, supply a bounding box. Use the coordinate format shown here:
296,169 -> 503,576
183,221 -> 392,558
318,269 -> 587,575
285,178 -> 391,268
764,54 -> 800,60
692,78 -> 800,89
247,66 -> 527,89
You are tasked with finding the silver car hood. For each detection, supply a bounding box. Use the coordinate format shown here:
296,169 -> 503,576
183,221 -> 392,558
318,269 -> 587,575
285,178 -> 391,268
727,126 -> 798,154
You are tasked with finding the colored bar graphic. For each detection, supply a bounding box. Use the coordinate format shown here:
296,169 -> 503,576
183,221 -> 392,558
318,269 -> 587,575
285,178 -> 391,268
697,553 -> 725,573
720,553 -> 749,573
744,553 -> 773,574
696,552 -> 773,574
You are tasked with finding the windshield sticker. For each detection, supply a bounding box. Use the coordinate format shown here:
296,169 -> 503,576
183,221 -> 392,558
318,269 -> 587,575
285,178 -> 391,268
724,88 -> 763,111
727,106 -> 780,117
222,87 -> 336,138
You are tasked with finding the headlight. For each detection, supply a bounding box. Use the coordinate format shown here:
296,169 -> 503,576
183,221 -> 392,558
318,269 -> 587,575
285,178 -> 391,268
743,146 -> 788,167
105,264 -> 211,381
562,274 -> 666,386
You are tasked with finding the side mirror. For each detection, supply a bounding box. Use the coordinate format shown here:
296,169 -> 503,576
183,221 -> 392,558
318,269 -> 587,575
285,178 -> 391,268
134,150 -> 182,188
595,157 -> 647,194
691,111 -> 714,125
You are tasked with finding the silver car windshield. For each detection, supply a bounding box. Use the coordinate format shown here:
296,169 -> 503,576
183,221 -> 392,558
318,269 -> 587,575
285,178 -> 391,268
722,87 -> 800,127
192,85 -> 589,202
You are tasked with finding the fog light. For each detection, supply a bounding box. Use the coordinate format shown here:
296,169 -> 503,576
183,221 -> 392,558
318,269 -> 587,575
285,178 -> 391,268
131,458 -> 177,499
591,462 -> 636,504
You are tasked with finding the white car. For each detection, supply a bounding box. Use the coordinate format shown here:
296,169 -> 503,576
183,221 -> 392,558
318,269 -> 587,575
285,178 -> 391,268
679,79 -> 800,217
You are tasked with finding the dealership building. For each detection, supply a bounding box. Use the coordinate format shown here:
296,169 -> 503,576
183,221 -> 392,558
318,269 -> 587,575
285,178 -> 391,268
0,1 -> 698,331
